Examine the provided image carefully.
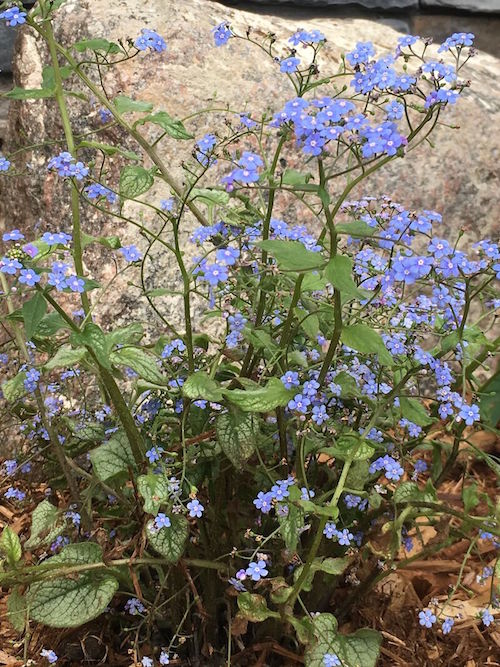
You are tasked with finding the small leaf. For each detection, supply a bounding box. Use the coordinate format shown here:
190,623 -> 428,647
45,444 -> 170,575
335,220 -> 376,238
44,345 -> 87,371
183,372 -> 224,402
462,482 -> 479,513
119,165 -> 154,199
71,322 -> 112,370
90,431 -> 137,483
257,240 -> 324,272
25,500 -> 65,550
42,65 -> 72,90
136,111 -> 193,140
27,543 -> 118,628
325,254 -> 366,301
22,293 -> 47,340
223,377 -> 295,413
216,411 -> 258,467
341,324 -> 393,366
114,95 -> 153,114
106,323 -> 144,348
35,312 -> 69,338
73,38 -> 122,54
305,614 -> 381,667
4,87 -> 55,99
79,140 -> 141,161
316,557 -> 350,576
281,169 -> 313,186
237,593 -> 276,622
146,515 -> 188,563
190,188 -> 229,206
0,526 -> 22,565
320,433 -> 374,462
279,503 -> 304,551
7,589 -> 26,632
109,347 -> 167,385
399,397 -> 434,426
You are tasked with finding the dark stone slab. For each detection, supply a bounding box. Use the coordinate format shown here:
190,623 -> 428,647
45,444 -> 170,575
0,24 -> 16,74
421,0 -> 500,11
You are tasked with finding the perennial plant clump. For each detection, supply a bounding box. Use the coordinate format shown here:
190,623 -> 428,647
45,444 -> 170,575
0,1 -> 498,665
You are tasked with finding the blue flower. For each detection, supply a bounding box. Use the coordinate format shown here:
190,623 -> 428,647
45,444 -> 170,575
151,513 -> 171,532
120,245 -> 142,262
287,393 -> 310,414
40,649 -> 58,664
187,498 -> 204,518
481,608 -> 494,627
0,7 -> 27,26
19,269 -> 41,286
245,559 -> 268,581
85,183 -> 117,203
1,257 -> 22,275
280,57 -> 300,73
48,152 -> 88,180
442,617 -> 454,634
346,41 -> 375,66
216,246 -> 239,266
418,608 -> 436,628
125,597 -> 146,615
438,32 -> 474,52
141,658 -> 153,667
397,35 -> 419,48
457,402 -> 480,426
134,29 -> 167,52
146,446 -> 164,463
289,29 -> 325,45
253,491 -> 274,514
159,652 -> 170,665
384,100 -> 404,120
280,371 -> 300,390
66,275 -> 85,293
212,22 -> 232,47
4,487 -> 26,501
323,654 -> 341,667
203,263 -> 228,286
41,231 -> 72,246
2,229 -> 24,241
323,522 -> 337,539
0,155 -> 11,171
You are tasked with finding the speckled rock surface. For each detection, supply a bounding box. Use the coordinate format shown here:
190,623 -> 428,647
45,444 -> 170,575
1,0 -> 499,332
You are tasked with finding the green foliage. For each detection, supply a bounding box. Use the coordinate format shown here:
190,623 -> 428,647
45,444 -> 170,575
257,240 -> 324,272
146,515 -> 188,563
119,165 -> 154,199
22,293 -> 47,340
0,526 -> 22,566
90,430 -> 137,483
25,500 -> 65,550
341,324 -> 393,366
216,410 -> 258,467
135,111 -> 193,140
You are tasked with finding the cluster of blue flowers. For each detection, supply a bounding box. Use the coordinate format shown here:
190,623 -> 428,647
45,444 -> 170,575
134,29 -> 167,53
0,5 -> 26,26
48,152 -> 89,180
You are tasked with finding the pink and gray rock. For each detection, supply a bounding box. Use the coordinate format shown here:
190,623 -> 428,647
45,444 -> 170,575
0,0 -> 499,331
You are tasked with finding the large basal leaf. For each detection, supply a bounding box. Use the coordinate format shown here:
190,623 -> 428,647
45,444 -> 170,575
257,240 -> 324,272
341,324 -> 394,366
216,411 -> 259,467
22,292 -> 47,340
223,377 -> 295,413
27,543 -> 118,628
7,588 -> 27,632
183,372 -> 224,402
146,515 -> 188,563
119,165 -> 154,199
90,431 -> 137,483
25,500 -> 64,550
1,371 -> 26,403
138,473 -> 171,515
109,346 -> 167,385
237,593 -> 276,622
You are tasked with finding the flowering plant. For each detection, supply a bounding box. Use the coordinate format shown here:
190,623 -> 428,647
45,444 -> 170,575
0,2 -> 498,665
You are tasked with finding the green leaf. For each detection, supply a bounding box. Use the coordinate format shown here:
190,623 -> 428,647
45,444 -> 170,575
109,347 -> 167,385
79,140 -> 141,161
183,372 -> 224,402
325,255 -> 366,301
317,557 -> 350,575
462,482 -> 479,513
257,240 -> 324,272
25,500 -> 64,549
320,433 -> 374,462
114,94 -> 153,114
216,411 -> 258,467
35,312 -> 69,338
393,480 -> 436,505
146,515 -> 188,563
279,503 -> 304,551
190,188 -> 229,206
119,165 -> 154,199
90,430 -> 137,483
399,397 -> 434,426
7,589 -> 26,632
137,473 -> 171,515
223,377 -> 295,413
4,87 -> 55,99
1,371 -> 26,402
237,593 -> 277,622
305,614 -> 381,667
73,38 -> 122,53
0,526 -> 22,566
42,65 -> 72,90
44,345 -> 87,371
27,543 -> 118,628
281,169 -> 313,186
481,369 -> 500,428
136,111 -> 193,140
71,322 -> 112,369
295,309 -> 320,341
106,323 -> 144,348
341,324 -> 393,366
335,220 -> 376,238
333,371 -> 362,399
